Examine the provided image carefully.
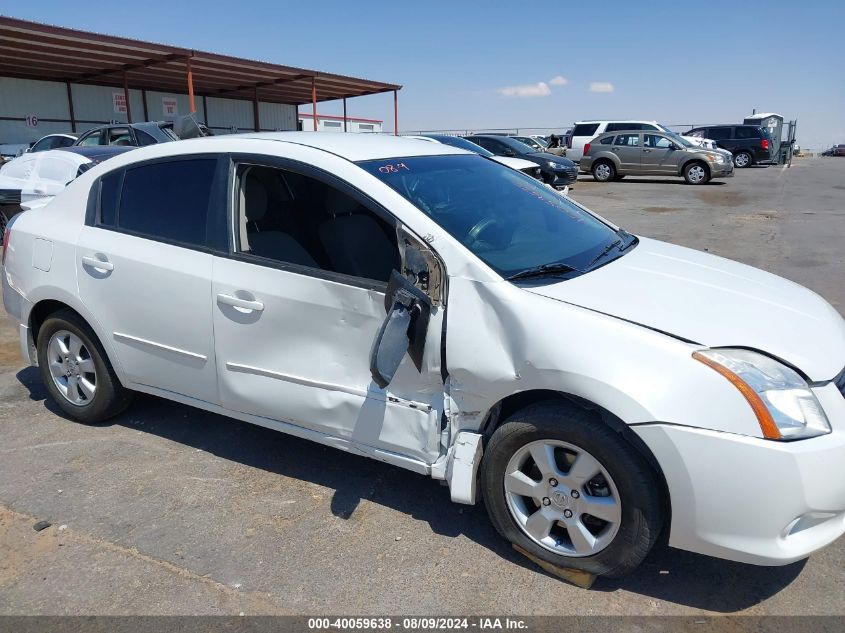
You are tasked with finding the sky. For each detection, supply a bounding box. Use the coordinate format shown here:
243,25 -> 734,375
4,0 -> 844,149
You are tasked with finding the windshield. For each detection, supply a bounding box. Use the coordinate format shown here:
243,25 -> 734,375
496,136 -> 536,155
666,132 -> 695,147
514,136 -> 543,150
427,135 -> 495,157
358,154 -> 633,280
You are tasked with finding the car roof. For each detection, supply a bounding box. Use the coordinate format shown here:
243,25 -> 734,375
225,132 -> 468,161
574,120 -> 657,124
72,132 -> 471,175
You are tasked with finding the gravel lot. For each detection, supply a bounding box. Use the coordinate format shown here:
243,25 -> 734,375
0,157 -> 843,616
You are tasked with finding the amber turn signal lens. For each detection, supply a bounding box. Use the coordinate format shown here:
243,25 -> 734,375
693,351 -> 782,440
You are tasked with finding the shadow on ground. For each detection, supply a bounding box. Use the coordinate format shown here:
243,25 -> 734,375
18,366 -> 806,612
576,176 -> 727,186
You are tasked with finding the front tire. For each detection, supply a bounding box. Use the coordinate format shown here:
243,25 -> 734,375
592,161 -> 615,182
733,151 -> 752,168
683,161 -> 710,185
480,402 -> 663,577
36,309 -> 133,423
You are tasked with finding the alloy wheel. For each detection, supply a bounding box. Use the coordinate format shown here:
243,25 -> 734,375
503,439 -> 621,557
687,165 -> 706,183
595,164 -> 612,181
47,330 -> 97,406
734,153 -> 750,168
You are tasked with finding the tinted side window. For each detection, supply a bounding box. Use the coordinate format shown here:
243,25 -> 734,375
707,127 -> 732,140
117,159 -> 217,247
135,130 -> 158,146
98,171 -> 122,226
572,123 -> 600,136
599,136 -> 614,145
614,134 -> 640,147
735,126 -> 762,139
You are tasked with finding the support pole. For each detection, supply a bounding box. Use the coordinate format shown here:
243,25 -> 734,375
311,76 -> 318,131
393,90 -> 398,136
122,71 -> 132,123
253,87 -> 260,132
65,81 -> 76,132
203,95 -> 209,126
141,89 -> 149,121
186,56 -> 196,113
342,98 -> 347,132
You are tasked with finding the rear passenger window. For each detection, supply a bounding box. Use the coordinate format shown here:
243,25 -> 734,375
599,136 -> 614,145
572,123 -> 600,136
735,127 -> 762,139
707,127 -> 732,140
614,134 -> 639,147
111,159 -> 217,247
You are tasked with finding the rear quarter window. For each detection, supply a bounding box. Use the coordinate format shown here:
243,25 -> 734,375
735,126 -> 763,139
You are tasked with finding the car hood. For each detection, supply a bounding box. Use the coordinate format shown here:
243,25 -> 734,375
491,155 -> 541,171
525,237 -> 845,380
528,152 -> 576,166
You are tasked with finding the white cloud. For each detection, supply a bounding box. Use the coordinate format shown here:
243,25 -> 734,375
589,82 -> 615,93
549,75 -> 569,86
497,81 -> 551,98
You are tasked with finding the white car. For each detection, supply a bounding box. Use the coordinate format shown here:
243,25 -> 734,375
0,147 -> 133,226
3,133 -> 845,578
567,120 -> 724,163
404,135 -> 543,180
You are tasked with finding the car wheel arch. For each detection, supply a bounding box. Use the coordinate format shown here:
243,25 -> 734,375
680,159 -> 710,178
476,389 -> 672,524
27,297 -> 125,381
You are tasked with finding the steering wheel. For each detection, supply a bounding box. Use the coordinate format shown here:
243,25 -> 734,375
463,217 -> 504,249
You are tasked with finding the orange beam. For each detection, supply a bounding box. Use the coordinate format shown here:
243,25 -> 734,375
311,76 -> 317,131
122,71 -> 132,122
186,56 -> 195,113
393,90 -> 398,136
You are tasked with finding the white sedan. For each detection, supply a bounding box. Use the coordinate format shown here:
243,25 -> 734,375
3,133 -> 844,578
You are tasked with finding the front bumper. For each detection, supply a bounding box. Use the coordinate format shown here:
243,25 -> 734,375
634,382 -> 845,566
710,162 -> 734,178
546,166 -> 578,188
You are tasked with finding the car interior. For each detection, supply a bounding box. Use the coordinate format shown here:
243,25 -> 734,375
236,165 -> 400,283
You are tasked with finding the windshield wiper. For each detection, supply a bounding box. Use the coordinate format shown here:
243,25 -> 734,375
587,239 -> 623,268
506,262 -> 578,281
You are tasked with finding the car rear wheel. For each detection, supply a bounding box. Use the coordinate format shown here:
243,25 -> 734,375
592,161 -> 615,182
36,309 -> 133,423
683,161 -> 709,185
480,401 -> 663,577
733,151 -> 752,168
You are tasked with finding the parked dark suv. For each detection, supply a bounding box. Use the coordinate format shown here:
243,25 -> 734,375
685,125 -> 773,168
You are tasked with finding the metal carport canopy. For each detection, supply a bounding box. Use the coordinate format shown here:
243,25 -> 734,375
0,16 -> 402,133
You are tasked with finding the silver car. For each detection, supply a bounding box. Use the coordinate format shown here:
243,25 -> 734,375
581,130 -> 734,185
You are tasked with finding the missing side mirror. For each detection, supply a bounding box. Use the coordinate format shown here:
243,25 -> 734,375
370,270 -> 432,388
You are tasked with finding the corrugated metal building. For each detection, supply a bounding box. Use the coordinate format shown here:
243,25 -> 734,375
0,17 -> 401,145
298,112 -> 383,133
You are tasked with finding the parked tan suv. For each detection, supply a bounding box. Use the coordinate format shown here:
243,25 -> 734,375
580,130 -> 734,185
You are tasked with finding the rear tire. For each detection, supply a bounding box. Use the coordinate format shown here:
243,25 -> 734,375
683,161 -> 710,185
592,161 -> 615,182
480,401 -> 663,577
36,309 -> 133,423
733,151 -> 752,168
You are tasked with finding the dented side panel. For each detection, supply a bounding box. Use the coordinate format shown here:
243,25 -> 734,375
444,276 -> 763,438
212,256 -> 445,464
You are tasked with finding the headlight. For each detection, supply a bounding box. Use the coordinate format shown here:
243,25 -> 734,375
703,153 -> 719,162
546,161 -> 566,169
694,349 -> 831,440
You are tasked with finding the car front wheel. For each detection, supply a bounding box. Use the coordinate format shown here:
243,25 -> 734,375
36,309 -> 133,423
592,161 -> 615,182
683,161 -> 710,185
480,402 -> 663,577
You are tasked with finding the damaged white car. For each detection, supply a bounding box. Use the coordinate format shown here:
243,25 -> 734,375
3,133 -> 845,578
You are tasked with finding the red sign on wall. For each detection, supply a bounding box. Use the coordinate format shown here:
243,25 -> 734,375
113,93 -> 127,114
